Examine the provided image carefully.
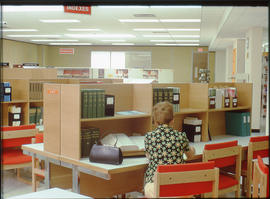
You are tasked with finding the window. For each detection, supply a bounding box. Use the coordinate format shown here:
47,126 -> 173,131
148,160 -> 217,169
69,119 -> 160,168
91,51 -> 151,69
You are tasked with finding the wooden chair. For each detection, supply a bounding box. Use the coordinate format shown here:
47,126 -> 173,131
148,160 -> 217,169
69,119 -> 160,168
203,140 -> 242,197
252,155 -> 269,198
31,132 -> 45,192
2,124 -> 37,185
152,161 -> 219,198
242,136 -> 269,197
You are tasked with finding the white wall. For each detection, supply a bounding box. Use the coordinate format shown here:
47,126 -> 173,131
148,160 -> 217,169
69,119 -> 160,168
214,50 -> 226,82
225,46 -> 233,82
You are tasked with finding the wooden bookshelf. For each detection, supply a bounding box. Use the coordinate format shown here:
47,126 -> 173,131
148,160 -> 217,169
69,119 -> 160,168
43,82 -> 252,160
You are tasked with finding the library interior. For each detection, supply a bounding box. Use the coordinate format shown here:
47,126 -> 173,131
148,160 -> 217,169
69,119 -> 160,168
1,3 -> 269,199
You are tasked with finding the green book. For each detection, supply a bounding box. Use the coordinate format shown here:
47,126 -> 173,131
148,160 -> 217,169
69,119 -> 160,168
90,127 -> 100,147
81,89 -> 88,118
92,89 -> 97,118
96,89 -> 102,118
87,90 -> 94,118
100,90 -> 105,117
153,88 -> 158,106
163,87 -> 169,102
29,107 -> 37,124
168,87 -> 173,104
158,88 -> 163,103
81,128 -> 92,158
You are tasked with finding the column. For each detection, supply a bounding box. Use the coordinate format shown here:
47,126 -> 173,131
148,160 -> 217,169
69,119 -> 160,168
225,46 -> 233,82
245,27 -> 263,130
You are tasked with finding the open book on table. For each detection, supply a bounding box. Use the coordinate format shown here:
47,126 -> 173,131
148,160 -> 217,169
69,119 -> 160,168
100,133 -> 145,156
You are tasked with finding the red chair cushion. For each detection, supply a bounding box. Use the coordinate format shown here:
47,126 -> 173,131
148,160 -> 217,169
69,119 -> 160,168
2,137 -> 33,148
1,124 -> 36,131
158,162 -> 216,197
219,174 -> 238,190
250,136 -> 269,142
2,149 -> 32,165
204,140 -> 238,168
250,136 -> 269,159
35,133 -> 44,143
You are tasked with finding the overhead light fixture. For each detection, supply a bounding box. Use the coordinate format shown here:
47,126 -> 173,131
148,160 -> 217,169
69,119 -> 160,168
3,6 -> 63,12
160,19 -> 201,23
112,43 -> 134,45
150,6 -> 201,8
134,28 -> 200,31
40,19 -> 80,23
155,43 -> 199,46
143,35 -> 200,38
2,29 -> 38,32
7,35 -> 61,38
150,40 -> 200,42
119,19 -> 159,23
32,39 -> 78,42
101,40 -> 126,42
49,43 -> 92,45
65,34 -> 135,38
97,6 -> 148,8
67,28 -> 101,31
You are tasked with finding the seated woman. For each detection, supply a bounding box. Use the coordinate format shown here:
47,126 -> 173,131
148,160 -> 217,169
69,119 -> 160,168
144,101 -> 195,198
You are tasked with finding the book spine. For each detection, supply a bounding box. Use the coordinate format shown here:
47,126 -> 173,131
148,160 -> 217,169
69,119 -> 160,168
158,88 -> 163,103
81,89 -> 88,118
153,88 -> 158,106
100,90 -> 105,117
96,89 -> 104,118
92,89 -> 97,118
87,90 -> 93,118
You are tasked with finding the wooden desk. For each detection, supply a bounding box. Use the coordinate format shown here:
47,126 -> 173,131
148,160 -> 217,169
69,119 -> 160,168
22,133 -> 266,198
7,188 -> 91,199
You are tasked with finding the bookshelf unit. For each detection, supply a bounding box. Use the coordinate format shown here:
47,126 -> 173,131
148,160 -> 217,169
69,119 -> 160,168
44,83 -> 153,160
43,82 -> 252,161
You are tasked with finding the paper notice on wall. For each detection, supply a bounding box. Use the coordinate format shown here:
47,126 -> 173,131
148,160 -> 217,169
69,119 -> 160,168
194,67 -> 198,78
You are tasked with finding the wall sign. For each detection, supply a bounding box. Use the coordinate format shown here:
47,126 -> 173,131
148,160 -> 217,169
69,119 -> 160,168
59,48 -> 74,55
64,6 -> 91,15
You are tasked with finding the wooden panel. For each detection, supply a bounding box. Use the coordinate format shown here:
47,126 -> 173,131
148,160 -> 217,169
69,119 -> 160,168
4,79 -> 29,101
3,68 -> 57,79
44,84 -> 61,155
208,111 -> 226,136
130,117 -> 152,135
189,83 -> 208,109
50,163 -> 72,189
80,168 -> 145,198
234,83 -> 252,107
133,84 -> 152,114
2,128 -> 37,139
61,84 -> 81,160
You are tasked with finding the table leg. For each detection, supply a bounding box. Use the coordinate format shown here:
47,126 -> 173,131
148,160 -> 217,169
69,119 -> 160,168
72,165 -> 79,193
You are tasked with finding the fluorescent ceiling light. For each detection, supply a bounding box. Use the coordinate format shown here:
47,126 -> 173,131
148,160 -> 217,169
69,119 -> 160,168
31,39 -> 78,42
143,35 -> 200,38
101,40 -> 126,42
150,40 -> 200,42
112,43 -> 134,45
119,19 -> 159,23
2,29 -> 38,32
150,6 -> 202,8
134,28 -> 200,31
67,28 -> 100,31
40,19 -> 80,23
49,43 -> 92,45
155,43 -> 199,46
65,34 -> 135,38
7,35 -> 61,38
160,19 -> 201,22
3,6 -> 63,12
97,6 -> 148,8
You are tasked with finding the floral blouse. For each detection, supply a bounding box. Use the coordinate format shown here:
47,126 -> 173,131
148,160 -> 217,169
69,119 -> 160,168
144,124 -> 190,183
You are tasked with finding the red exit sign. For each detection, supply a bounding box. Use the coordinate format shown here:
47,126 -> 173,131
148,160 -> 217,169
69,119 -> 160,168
64,6 -> 91,15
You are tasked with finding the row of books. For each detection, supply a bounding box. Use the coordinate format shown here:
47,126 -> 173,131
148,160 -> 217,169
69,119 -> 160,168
29,107 -> 43,125
8,105 -> 22,126
81,127 -> 100,158
29,82 -> 43,100
153,87 -> 180,112
81,89 -> 115,119
1,82 -> 12,102
209,87 -> 238,109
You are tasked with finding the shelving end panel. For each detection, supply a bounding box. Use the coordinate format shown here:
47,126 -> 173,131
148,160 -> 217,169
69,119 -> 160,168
43,83 -> 62,155
133,84 -> 152,114
234,83 -> 253,107
61,84 -> 81,160
188,83 -> 208,109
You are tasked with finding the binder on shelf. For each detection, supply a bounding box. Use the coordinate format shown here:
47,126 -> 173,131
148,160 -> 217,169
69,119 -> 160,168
105,94 -> 115,116
8,112 -> 22,126
1,82 -> 12,102
225,111 -> 247,136
245,112 -> 251,136
92,89 -> 97,118
87,90 -> 94,118
182,117 -> 202,142
81,128 -> 92,158
81,89 -> 88,119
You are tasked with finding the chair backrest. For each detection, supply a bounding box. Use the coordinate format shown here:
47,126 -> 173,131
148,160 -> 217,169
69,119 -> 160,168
249,136 -> 269,159
252,155 -> 269,198
35,133 -> 44,143
203,140 -> 241,168
154,161 -> 219,197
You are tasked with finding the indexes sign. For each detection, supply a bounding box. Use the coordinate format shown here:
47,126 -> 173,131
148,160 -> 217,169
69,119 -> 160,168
64,6 -> 91,15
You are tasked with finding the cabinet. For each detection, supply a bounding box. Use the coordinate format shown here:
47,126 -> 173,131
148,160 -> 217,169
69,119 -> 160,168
44,82 -> 252,161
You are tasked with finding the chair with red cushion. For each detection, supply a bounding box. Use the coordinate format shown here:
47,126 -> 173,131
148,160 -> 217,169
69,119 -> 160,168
203,140 -> 242,197
31,133 -> 45,192
252,155 -> 269,198
242,136 -> 269,197
153,161 -> 219,198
